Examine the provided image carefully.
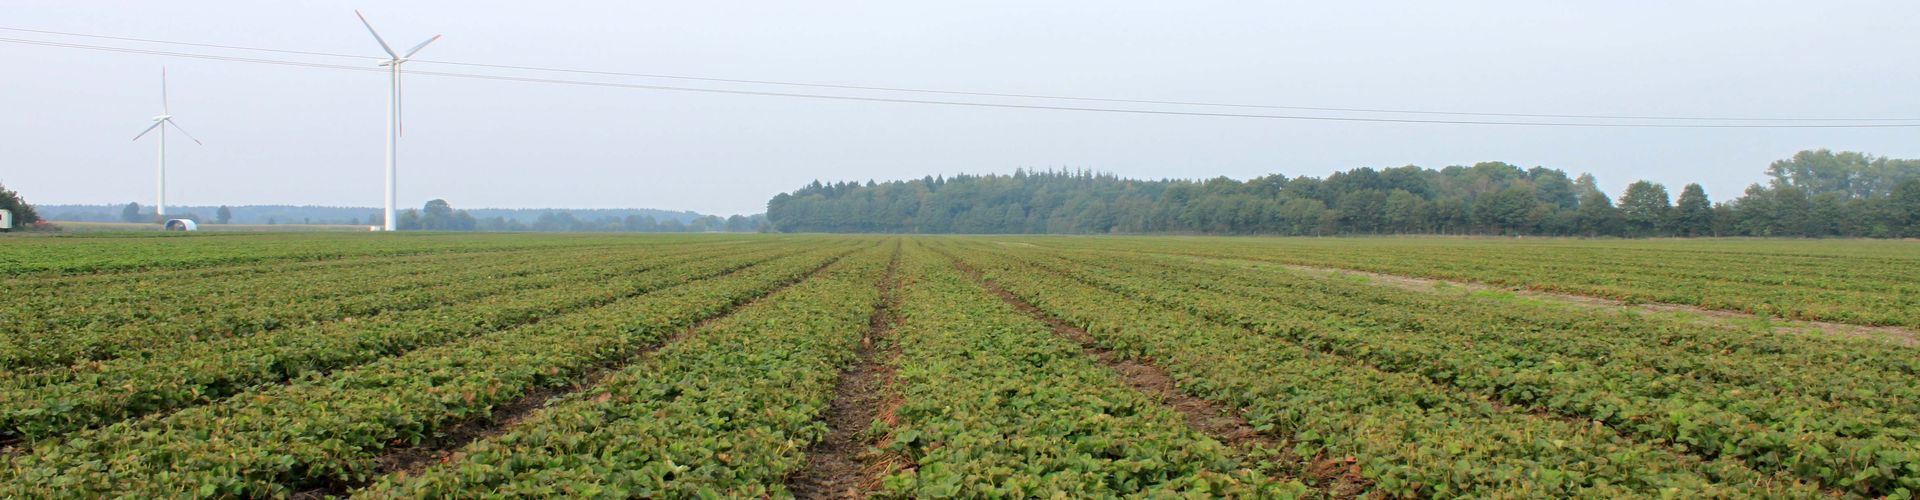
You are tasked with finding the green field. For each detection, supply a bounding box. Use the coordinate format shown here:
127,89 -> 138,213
44,220 -> 375,233
2,233 -> 1916,497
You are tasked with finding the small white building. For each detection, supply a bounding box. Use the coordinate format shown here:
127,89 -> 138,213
0,209 -> 13,231
164,219 -> 198,231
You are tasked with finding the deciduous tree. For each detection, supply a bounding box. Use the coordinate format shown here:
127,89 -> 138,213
1619,181 -> 1672,237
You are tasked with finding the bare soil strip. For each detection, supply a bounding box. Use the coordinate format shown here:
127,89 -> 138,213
788,245 -> 902,500
949,257 -> 1365,497
1212,257 -> 1920,347
294,251 -> 855,498
861,375 -> 910,493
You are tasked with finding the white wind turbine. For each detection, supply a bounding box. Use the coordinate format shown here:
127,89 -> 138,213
131,67 -> 202,220
355,10 -> 441,231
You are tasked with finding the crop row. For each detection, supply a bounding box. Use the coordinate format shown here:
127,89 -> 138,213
0,243 -> 795,442
1,236 -> 679,293
0,232 -> 680,276
1054,248 -> 1920,411
871,245 -> 1306,498
1178,238 -> 1915,293
0,241 -> 751,369
1083,250 -> 1920,411
0,242 -> 862,496
944,243 -> 1819,497
358,243 -> 897,497
1009,245 -> 1920,495
1074,237 -> 1920,327
4,242 -> 543,299
0,238 -> 723,332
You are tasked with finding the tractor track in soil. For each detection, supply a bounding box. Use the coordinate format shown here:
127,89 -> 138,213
788,244 -> 902,499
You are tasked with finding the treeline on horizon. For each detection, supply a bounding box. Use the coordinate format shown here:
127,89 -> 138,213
39,203 -> 715,229
766,149 -> 1920,238
382,200 -> 768,233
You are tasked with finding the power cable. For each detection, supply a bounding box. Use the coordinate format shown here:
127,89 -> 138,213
7,25 -> 1915,123
3,35 -> 1919,129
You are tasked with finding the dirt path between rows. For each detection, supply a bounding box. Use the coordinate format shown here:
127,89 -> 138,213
788,246 -> 902,499
950,257 -> 1365,498
1204,257 -> 1920,348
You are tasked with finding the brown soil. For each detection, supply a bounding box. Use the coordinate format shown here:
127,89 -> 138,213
861,350 -> 912,494
949,257 -> 1366,497
787,247 -> 902,500
1249,260 -> 1920,348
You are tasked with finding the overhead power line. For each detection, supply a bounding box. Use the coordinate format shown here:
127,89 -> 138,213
7,25 -> 1919,124
0,26 -> 378,61
3,33 -> 1919,129
418,63 -> 1920,124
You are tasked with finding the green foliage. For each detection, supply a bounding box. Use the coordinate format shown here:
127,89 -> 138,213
1095,237 -> 1920,328
409,199 -> 477,230
0,243 -> 782,441
769,166 -> 1609,236
364,244 -> 892,497
1470,186 -> 1538,235
1619,181 -> 1673,236
963,242 -> 1920,495
769,150 -> 1920,238
4,234 -> 1916,497
119,202 -> 145,223
1767,149 -> 1920,199
1673,183 -> 1714,236
873,250 -> 1305,497
0,240 -> 855,496
0,182 -> 41,225
954,244 -> 1823,497
1896,180 -> 1920,235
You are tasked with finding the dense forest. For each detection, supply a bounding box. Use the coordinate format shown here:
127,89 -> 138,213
766,149 -> 1920,238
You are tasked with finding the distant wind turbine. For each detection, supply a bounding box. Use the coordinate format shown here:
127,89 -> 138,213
355,9 -> 441,231
131,67 -> 202,220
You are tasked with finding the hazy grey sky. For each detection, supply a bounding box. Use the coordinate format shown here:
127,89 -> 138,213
4,1 -> 1916,216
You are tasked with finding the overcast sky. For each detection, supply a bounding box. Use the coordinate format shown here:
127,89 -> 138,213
3,1 -> 1916,216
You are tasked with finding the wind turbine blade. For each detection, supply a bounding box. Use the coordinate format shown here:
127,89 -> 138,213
402,34 -> 440,58
132,121 -> 162,141
354,10 -> 399,58
166,120 -> 203,145
162,67 -> 170,114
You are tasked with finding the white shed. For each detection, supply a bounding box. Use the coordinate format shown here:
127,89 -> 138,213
0,209 -> 12,231
164,219 -> 198,231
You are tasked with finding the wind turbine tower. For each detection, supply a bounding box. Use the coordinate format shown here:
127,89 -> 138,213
355,10 -> 441,231
132,68 -> 202,220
